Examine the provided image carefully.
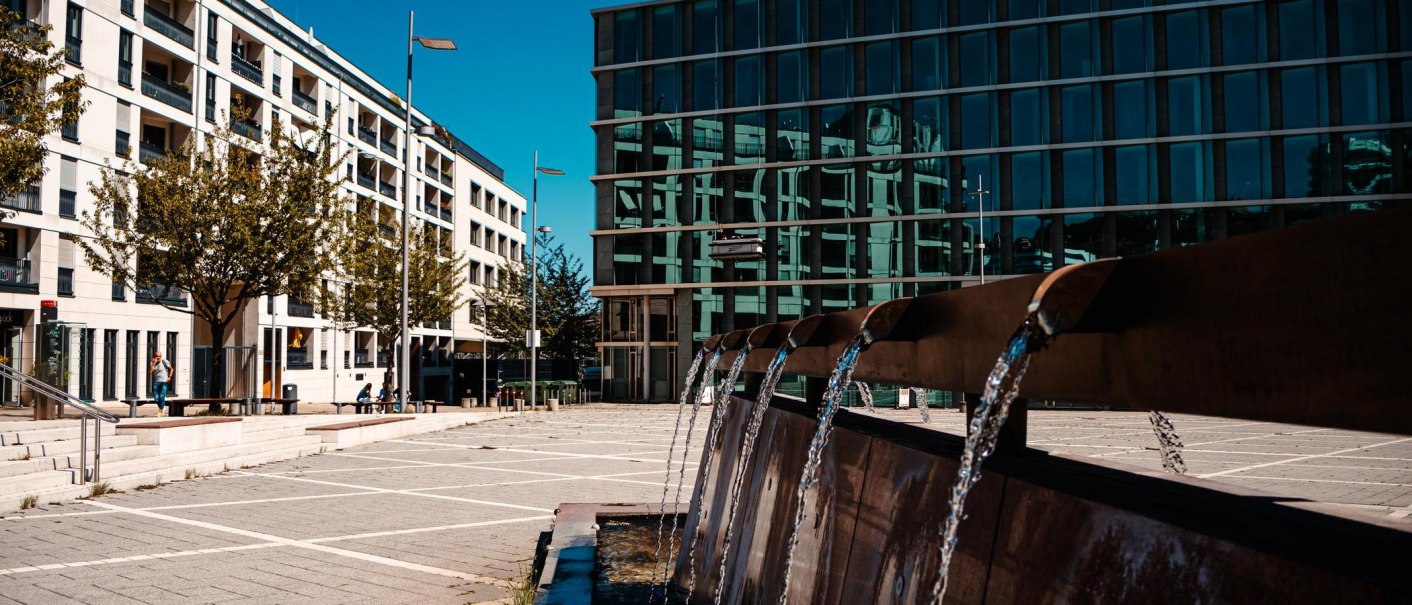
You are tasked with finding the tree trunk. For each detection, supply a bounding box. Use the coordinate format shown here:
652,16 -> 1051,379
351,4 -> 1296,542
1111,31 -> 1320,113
208,320 -> 226,398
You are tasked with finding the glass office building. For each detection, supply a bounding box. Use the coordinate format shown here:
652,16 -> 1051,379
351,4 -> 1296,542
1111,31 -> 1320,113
591,0 -> 1410,401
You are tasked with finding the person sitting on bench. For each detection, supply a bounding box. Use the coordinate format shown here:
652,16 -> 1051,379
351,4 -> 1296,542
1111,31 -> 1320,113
356,383 -> 373,405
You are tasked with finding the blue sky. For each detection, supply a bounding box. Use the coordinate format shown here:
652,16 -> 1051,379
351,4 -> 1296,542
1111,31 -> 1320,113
265,0 -> 604,264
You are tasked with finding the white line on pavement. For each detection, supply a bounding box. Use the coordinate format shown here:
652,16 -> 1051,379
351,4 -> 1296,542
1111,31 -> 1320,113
1198,437 -> 1412,479
232,470 -> 555,513
305,514 -> 553,543
0,543 -> 283,576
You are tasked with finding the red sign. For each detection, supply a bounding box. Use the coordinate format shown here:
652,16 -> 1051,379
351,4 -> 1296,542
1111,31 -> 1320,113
40,300 -> 57,308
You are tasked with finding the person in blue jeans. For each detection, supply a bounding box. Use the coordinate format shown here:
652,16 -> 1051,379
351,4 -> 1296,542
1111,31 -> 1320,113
149,351 -> 172,416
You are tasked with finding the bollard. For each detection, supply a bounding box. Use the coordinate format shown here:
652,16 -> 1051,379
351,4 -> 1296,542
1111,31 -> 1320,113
461,397 -> 472,409
548,398 -> 560,411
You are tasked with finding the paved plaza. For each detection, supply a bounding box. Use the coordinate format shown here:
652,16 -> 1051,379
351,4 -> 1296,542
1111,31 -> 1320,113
0,405 -> 1408,604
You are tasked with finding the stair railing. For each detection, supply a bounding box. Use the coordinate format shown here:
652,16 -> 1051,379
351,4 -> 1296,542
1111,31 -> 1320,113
0,362 -> 120,485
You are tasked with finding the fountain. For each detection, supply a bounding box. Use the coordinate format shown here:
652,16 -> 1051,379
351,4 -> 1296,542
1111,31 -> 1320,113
650,343 -> 719,596
911,387 -> 931,423
855,382 -> 875,412
680,342 -> 752,597
1148,411 -> 1187,474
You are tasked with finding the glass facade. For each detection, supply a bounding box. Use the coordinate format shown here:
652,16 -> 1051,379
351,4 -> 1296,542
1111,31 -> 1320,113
592,0 -> 1411,400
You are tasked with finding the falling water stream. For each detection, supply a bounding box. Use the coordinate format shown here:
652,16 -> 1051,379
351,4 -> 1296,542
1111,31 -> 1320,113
681,345 -> 752,598
1149,411 -> 1188,474
652,350 -> 718,600
711,345 -> 791,605
776,334 -> 866,605
912,387 -> 931,423
930,316 -> 1049,605
855,382 -> 875,412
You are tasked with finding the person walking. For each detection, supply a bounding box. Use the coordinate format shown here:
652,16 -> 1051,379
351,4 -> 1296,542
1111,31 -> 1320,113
150,351 -> 173,417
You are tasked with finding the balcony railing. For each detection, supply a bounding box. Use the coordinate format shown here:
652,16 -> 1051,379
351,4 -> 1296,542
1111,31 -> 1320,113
118,62 -> 132,87
356,172 -> 375,190
59,190 -> 75,218
144,8 -> 194,49
231,53 -> 262,84
139,141 -> 166,163
231,117 -> 262,142
141,77 -> 192,113
378,181 -> 396,199
57,268 -> 74,296
0,257 -> 38,293
137,283 -> 187,306
1,186 -> 40,213
292,89 -> 317,114
378,224 -> 396,238
286,349 -> 313,369
357,126 -> 376,146
439,173 -> 452,187
116,129 -> 130,156
121,0 -> 134,16
439,207 -> 452,222
425,165 -> 440,180
287,300 -> 314,318
378,137 -> 396,157
376,350 -> 391,368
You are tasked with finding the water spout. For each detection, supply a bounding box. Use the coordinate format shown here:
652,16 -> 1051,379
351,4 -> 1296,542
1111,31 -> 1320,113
1149,411 -> 1187,474
777,334 -> 867,605
652,348 -> 718,601
856,381 -> 875,412
931,315 -> 1049,604
912,387 -> 931,423
683,344 -> 752,597
712,344 -> 791,605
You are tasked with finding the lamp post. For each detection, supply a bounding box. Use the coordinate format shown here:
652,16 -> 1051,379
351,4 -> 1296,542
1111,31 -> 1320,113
530,153 -> 563,411
475,300 -> 491,410
398,11 -> 455,412
967,174 -> 991,285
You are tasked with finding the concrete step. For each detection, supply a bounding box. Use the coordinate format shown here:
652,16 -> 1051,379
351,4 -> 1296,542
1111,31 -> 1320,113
96,435 -> 325,478
0,469 -> 73,495
241,425 -> 312,444
0,444 -> 162,479
0,434 -> 141,461
0,423 -> 117,446
0,418 -> 99,433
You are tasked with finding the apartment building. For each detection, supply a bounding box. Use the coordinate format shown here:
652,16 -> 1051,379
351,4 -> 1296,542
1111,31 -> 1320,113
2,0 -> 526,406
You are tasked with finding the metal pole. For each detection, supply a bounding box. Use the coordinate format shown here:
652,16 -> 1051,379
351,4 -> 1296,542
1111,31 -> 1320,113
481,302 -> 488,410
978,174 -> 987,285
530,151 -> 538,412
93,416 -> 101,482
79,413 -> 87,484
399,10 -> 413,412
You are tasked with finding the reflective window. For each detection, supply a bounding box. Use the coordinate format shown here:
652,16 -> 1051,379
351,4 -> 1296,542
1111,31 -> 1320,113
914,220 -> 949,277
613,68 -> 641,116
864,0 -> 896,36
776,51 -> 806,104
693,60 -> 721,111
614,9 -> 641,63
1061,148 -> 1101,207
914,159 -> 947,212
959,31 -> 994,87
652,4 -> 680,59
958,0 -> 992,26
912,0 -> 942,30
1117,211 -> 1159,256
1164,10 -> 1207,70
819,166 -> 854,219
733,0 -> 761,50
821,104 -> 855,159
1172,208 -> 1219,247
1340,62 -> 1387,126
1168,141 -> 1211,202
959,154 -> 997,211
1405,61 -> 1412,121
651,64 -> 679,114
1114,144 -> 1153,205
1058,0 -> 1092,16
1110,15 -> 1150,75
820,0 -> 852,41
819,45 -> 853,99
1337,0 -> 1384,56
866,100 -> 901,158
1280,66 -> 1325,129
1222,71 -> 1265,133
1113,80 -> 1151,140
1220,5 -> 1261,65
961,93 -> 995,150
1059,20 -> 1094,79
734,55 -> 762,106
693,169 -> 722,225
776,0 -> 805,45
1342,131 -> 1391,195
1167,76 -> 1207,137
1278,0 -> 1321,61
733,112 -> 765,165
1228,206 -> 1273,237
1009,151 -> 1049,210
777,109 -> 810,161
960,216 -> 999,276
777,166 -> 812,220
1063,213 -> 1103,264
1009,0 -> 1041,20
866,168 -> 901,218
865,41 -> 898,96
912,36 -> 945,91
1009,26 -> 1044,83
1224,138 -> 1269,201
1012,215 -> 1053,274
1111,0 -> 1146,8
692,0 -> 720,54
1010,88 -> 1046,147
1061,84 -> 1097,143
912,96 -> 946,154
1281,134 -> 1325,198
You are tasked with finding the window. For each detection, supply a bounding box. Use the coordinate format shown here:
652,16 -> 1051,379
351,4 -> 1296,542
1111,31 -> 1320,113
1009,151 -> 1049,210
818,46 -> 851,100
776,51 -> 805,104
79,329 -> 94,400
613,68 -> 641,116
1168,141 -> 1210,202
205,73 -> 217,122
1220,5 -> 1260,65
1222,71 -> 1265,133
1166,76 -> 1207,136
863,0 -> 895,36
734,55 -> 762,106
1114,145 -> 1153,205
65,3 -> 82,65
652,4 -> 679,59
959,32 -> 993,87
1281,134 -> 1324,197
166,332 -> 178,395
1061,85 -> 1097,143
273,74 -> 282,97
614,9 -> 640,63
776,0 -> 805,45
1339,62 -> 1387,126
691,0 -> 719,54
820,0 -> 851,40
1224,138 -> 1269,201
1110,16 -> 1149,74
118,31 -> 133,87
1009,27 -> 1043,83
206,12 -> 218,61
732,0 -> 760,50
651,64 -> 678,113
125,330 -> 138,398
59,157 -> 77,218
58,267 -> 73,295
1009,0 -> 1041,21
1061,148 -> 1101,207
1063,214 -> 1103,265
1059,20 -> 1094,79
911,0 -> 941,30
1164,10 -> 1207,70
958,0 -> 991,26
864,41 -> 897,96
1010,88 -> 1045,147
60,78 -> 78,141
911,36 -> 944,91
1280,66 -> 1325,129
1112,80 -> 1151,140
693,60 -> 720,111
912,96 -> 945,154
121,0 -> 133,17
1278,0 -> 1321,61
960,93 -> 995,150
145,331 -> 158,397
103,330 -> 117,400
1336,0 -> 1384,56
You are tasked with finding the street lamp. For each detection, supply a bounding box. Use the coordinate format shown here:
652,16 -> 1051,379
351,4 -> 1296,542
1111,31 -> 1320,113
966,174 -> 992,285
530,153 -> 563,411
398,11 -> 455,412
474,300 -> 492,410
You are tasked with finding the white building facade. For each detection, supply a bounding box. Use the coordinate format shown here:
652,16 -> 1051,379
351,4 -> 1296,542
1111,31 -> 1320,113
3,0 -> 525,406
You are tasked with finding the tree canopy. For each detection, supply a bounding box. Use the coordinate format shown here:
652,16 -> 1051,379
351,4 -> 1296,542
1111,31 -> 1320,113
0,8 -> 86,203
483,233 -> 599,363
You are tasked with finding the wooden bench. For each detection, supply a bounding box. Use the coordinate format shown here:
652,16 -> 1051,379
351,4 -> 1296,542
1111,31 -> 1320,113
122,398 -> 300,418
331,400 -> 444,414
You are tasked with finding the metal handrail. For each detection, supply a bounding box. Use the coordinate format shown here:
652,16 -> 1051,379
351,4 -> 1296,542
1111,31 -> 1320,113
0,361 -> 119,485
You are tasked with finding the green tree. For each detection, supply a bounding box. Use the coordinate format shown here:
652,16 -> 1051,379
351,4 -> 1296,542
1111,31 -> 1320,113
80,117 -> 347,394
323,214 -> 468,384
0,8 -> 86,204
484,233 -> 598,363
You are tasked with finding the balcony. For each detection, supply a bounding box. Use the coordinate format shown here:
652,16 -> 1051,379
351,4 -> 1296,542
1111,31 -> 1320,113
425,165 -> 439,180
231,117 -> 262,142
231,53 -> 262,85
292,89 -> 317,114
144,8 -> 194,49
439,173 -> 452,187
376,350 -> 391,368
378,137 -> 396,157
286,349 -> 313,370
287,300 -> 314,318
139,141 -> 165,163
141,77 -> 192,113
378,181 -> 396,199
378,224 -> 395,238
2,186 -> 40,213
354,351 -> 373,368
137,283 -> 187,306
357,126 -> 376,146
356,172 -> 375,190
439,207 -> 452,222
0,258 -> 38,294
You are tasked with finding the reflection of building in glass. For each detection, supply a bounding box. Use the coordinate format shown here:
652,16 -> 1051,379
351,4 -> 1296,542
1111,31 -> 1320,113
591,0 -> 1411,401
